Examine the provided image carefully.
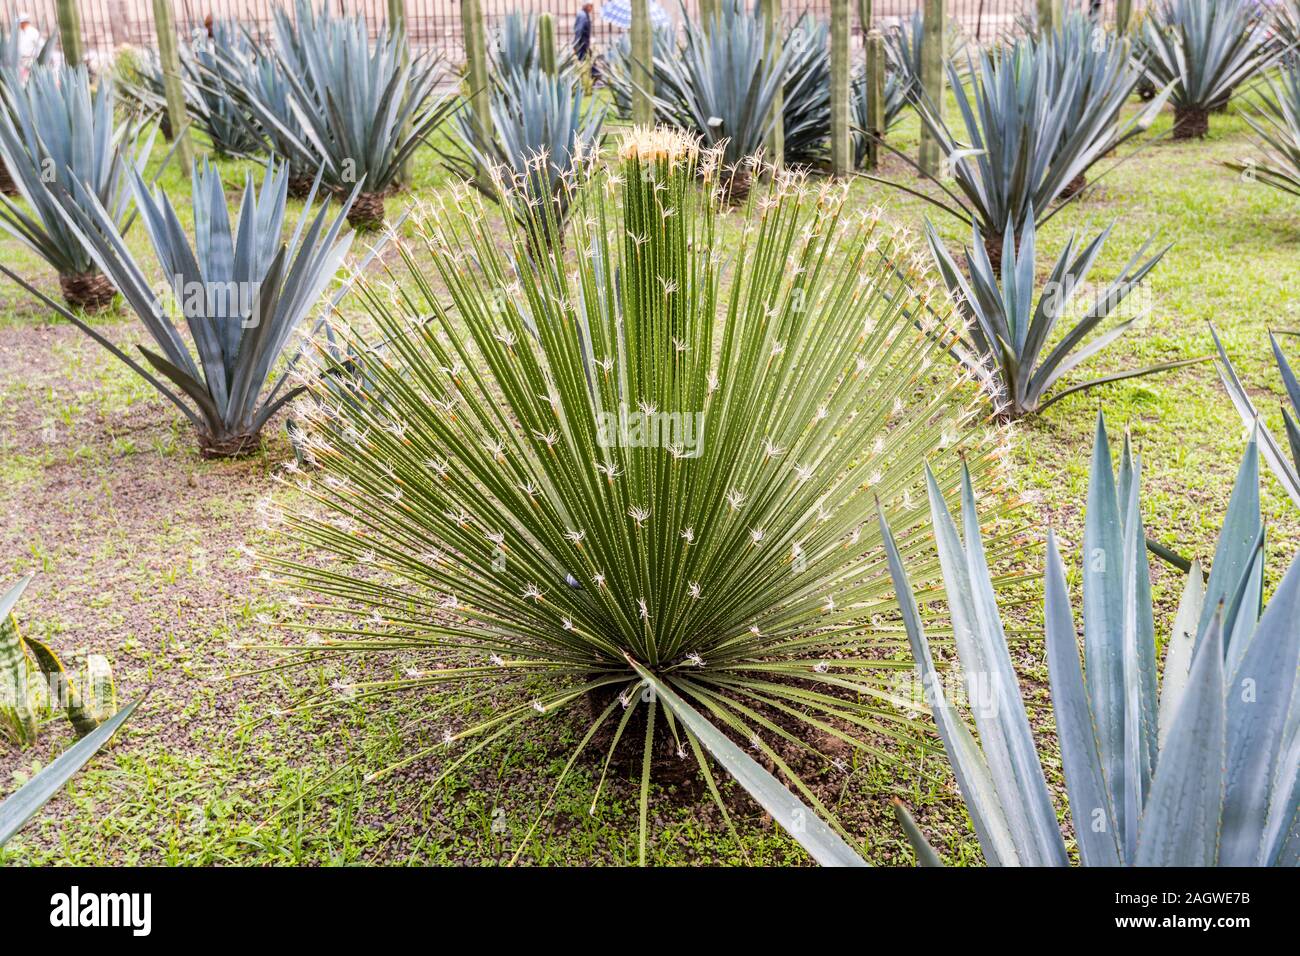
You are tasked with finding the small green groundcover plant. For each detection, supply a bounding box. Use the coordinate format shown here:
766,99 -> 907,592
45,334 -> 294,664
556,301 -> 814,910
258,126 -> 1020,865
0,576 -> 138,850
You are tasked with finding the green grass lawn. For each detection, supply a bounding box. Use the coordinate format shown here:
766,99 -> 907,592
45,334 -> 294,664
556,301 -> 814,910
0,91 -> 1297,866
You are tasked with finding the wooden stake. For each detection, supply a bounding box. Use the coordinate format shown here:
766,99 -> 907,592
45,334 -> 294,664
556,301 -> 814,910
152,0 -> 193,170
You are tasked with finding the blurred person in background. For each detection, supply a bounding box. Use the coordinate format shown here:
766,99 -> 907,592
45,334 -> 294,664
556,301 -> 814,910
16,12 -> 40,78
574,2 -> 598,80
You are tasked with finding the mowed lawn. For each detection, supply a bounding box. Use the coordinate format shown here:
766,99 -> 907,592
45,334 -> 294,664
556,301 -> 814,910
0,92 -> 1297,866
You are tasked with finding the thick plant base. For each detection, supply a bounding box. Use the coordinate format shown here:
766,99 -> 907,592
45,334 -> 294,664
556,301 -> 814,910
717,168 -> 752,206
287,173 -> 317,200
59,271 -> 117,313
1173,107 -> 1209,140
197,431 -> 263,459
580,684 -> 702,790
1059,173 -> 1086,200
980,232 -> 1021,273
346,191 -> 386,231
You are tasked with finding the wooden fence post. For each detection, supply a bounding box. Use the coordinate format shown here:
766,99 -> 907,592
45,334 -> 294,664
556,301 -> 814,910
830,0 -> 850,177
1037,0 -> 1056,34
762,0 -> 784,168
388,0 -> 410,186
55,0 -> 84,68
152,0 -> 193,170
461,0 -> 494,152
538,12 -> 557,75
918,0 -> 945,177
630,0 -> 654,126
865,28 -> 884,169
700,0 -> 716,34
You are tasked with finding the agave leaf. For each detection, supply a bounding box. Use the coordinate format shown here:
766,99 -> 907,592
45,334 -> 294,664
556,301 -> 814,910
0,575 -> 32,622
1081,412 -> 1134,856
0,64 -> 151,279
1158,558 -> 1204,750
879,504 -> 1023,867
627,658 -> 867,867
891,799 -> 945,866
1222,532 -> 1264,678
1035,356 -> 1213,414
1118,435 -> 1159,809
0,700 -> 139,846
1196,432 -> 1261,650
956,468 -> 1070,865
1133,614 -> 1225,866
1043,531 -> 1122,866
1210,324 -> 1300,507
1220,548 -> 1300,865
1262,715 -> 1300,865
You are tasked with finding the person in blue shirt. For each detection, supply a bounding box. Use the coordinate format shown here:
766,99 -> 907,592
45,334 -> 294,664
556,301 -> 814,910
574,3 -> 596,78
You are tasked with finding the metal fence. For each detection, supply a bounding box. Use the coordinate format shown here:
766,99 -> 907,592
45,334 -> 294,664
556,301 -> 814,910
6,0 -> 1125,64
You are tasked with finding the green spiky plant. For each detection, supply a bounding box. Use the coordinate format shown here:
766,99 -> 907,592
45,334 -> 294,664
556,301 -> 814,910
1225,58 -> 1300,196
444,67 -> 605,250
1,577 -> 117,748
926,212 -> 1204,420
0,161 -> 356,458
882,415 -> 1300,866
1140,0 -> 1274,138
0,64 -> 156,312
650,0 -> 792,198
255,0 -> 457,229
263,127 -> 1014,866
1212,325 -> 1300,509
876,37 -> 1166,267
0,575 -> 137,850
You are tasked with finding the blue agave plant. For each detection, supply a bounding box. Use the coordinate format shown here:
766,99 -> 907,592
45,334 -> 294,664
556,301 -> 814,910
0,161 -> 356,457
1213,325 -> 1300,509
0,64 -> 155,311
882,414 -> 1300,866
446,67 -> 604,248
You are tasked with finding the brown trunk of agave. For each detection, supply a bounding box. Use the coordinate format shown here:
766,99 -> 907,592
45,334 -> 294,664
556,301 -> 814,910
0,158 -> 16,196
287,173 -> 316,200
58,271 -> 117,313
717,166 -> 753,205
347,191 -> 386,231
1172,107 -> 1209,140
197,430 -> 262,459
980,231 -> 1022,273
1059,173 -> 1086,201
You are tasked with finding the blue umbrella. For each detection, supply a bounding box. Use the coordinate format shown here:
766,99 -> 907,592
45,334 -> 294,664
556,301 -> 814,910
600,0 -> 674,31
